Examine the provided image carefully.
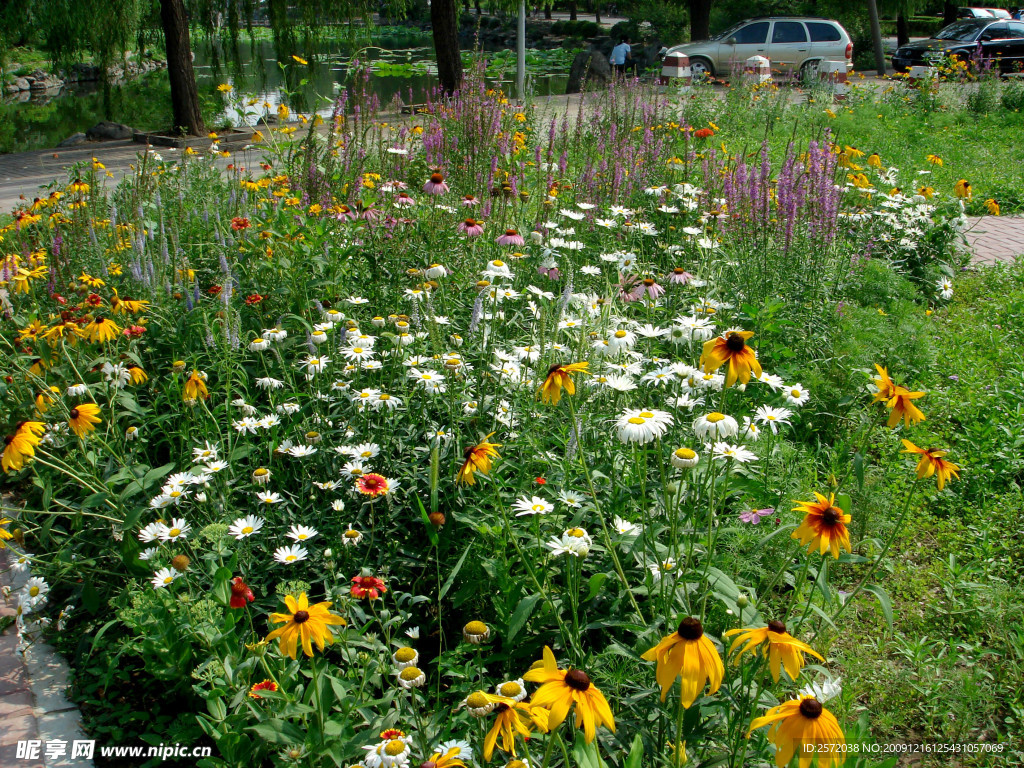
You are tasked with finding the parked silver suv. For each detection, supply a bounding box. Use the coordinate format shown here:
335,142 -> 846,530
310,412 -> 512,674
663,16 -> 854,79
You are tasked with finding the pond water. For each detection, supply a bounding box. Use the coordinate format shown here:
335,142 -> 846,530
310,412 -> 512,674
0,34 -> 572,154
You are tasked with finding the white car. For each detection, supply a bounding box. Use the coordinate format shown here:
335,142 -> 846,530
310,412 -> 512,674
663,16 -> 854,79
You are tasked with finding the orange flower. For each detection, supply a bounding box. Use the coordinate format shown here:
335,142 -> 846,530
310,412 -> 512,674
885,386 -> 926,428
457,433 -> 501,486
792,492 -> 851,558
901,440 -> 959,490
538,362 -> 589,406
699,329 -> 762,387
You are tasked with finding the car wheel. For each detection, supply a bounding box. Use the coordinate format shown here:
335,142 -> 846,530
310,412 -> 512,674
689,58 -> 714,79
800,59 -> 821,82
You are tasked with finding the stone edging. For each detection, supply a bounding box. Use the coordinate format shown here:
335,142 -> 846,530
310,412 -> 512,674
0,550 -> 94,768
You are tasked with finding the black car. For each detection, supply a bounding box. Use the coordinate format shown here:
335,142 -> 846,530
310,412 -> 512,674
892,18 -> 1024,74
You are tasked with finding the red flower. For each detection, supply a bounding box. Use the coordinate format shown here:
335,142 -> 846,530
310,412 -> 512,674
249,679 -> 278,699
245,293 -> 264,306
229,576 -> 255,608
694,128 -> 715,139
231,217 -> 251,231
351,575 -> 387,600
208,285 -> 223,296
85,293 -> 103,307
123,325 -> 147,338
535,477 -> 546,485
356,473 -> 390,497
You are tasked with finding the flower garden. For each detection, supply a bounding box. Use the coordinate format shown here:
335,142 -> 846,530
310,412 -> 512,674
2,69 -> 1024,767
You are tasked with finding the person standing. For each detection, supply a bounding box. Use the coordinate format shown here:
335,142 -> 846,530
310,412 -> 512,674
610,36 -> 632,75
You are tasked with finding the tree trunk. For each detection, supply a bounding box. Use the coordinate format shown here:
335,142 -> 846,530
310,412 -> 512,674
160,0 -> 204,135
570,0 -> 577,21
431,0 -> 463,95
595,2 -> 601,24
689,0 -> 712,41
896,10 -> 909,48
943,0 -> 957,26
866,0 -> 888,74
544,5 -> 552,19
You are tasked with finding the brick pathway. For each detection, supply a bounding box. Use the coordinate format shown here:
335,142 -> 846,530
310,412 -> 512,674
0,551 -> 93,768
964,215 -> 1024,266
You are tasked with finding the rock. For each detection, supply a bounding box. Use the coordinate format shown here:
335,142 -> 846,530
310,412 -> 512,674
13,77 -> 31,91
566,48 -> 612,93
86,121 -> 134,140
59,132 -> 88,147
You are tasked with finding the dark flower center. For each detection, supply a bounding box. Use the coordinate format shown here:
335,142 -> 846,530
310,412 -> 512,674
430,173 -> 444,183
767,620 -> 787,634
494,702 -> 510,713
505,229 -> 517,236
677,616 -> 704,640
231,580 -> 249,595
799,698 -> 824,719
725,333 -> 746,352
565,669 -> 591,691
293,610 -> 310,624
821,507 -> 841,526
69,408 -> 80,419
643,278 -> 655,286
548,363 -> 563,375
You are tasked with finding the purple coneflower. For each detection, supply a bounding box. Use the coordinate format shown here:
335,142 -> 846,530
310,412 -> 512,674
458,218 -> 484,237
394,192 -> 416,207
668,268 -> 693,285
641,277 -> 665,300
461,194 -> 480,207
495,229 -> 524,246
423,172 -> 450,195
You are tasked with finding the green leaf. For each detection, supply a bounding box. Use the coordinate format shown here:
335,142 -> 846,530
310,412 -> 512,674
439,542 -> 472,601
624,735 -> 644,768
853,451 -> 865,490
81,582 -> 101,615
572,730 -> 607,768
248,719 -> 308,746
863,584 -> 894,631
414,495 -> 439,547
506,593 -> 541,642
584,573 -> 609,602
835,493 -> 852,517
206,697 -> 227,721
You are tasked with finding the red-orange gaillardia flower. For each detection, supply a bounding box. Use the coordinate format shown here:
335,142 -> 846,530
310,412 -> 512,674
351,575 -> 387,600
356,473 -> 390,497
229,576 -> 255,608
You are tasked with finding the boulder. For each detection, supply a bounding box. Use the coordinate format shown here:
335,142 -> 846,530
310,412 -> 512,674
86,121 -> 134,140
566,48 -> 612,93
13,77 -> 32,91
59,132 -> 88,147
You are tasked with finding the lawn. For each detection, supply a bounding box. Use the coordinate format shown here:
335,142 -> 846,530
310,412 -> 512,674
1,66 -> 1022,768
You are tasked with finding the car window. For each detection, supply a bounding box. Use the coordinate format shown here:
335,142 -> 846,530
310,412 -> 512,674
733,22 -> 770,44
983,22 -> 1009,38
935,21 -> 984,40
807,22 -> 842,42
772,21 -> 808,43
1008,21 -> 1024,36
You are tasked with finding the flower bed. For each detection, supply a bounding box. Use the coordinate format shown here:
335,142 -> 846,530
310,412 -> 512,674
0,70 -> 992,766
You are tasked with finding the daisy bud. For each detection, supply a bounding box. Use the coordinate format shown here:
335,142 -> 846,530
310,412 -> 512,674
125,426 -> 139,441
252,467 -> 271,485
195,492 -> 207,502
397,665 -> 426,688
465,691 -> 495,717
372,316 -> 386,327
323,549 -> 333,558
737,594 -> 749,608
529,230 -> 544,244
463,620 -> 490,644
392,646 -> 419,669
172,360 -> 186,373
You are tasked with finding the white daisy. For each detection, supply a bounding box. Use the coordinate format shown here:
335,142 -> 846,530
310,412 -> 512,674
273,545 -> 309,564
151,568 -> 179,589
512,495 -> 554,517
229,516 -> 265,539
287,525 -> 318,542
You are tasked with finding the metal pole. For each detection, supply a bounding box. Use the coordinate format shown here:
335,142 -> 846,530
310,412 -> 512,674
517,0 -> 526,100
